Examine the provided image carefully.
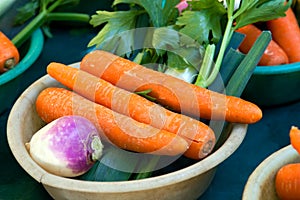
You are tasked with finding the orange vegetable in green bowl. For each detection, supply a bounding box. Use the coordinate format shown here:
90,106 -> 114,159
0,28 -> 44,114
0,31 -> 20,73
240,7 -> 300,107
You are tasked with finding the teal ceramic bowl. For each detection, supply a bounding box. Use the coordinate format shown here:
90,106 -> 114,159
242,62 -> 300,107
0,29 -> 44,114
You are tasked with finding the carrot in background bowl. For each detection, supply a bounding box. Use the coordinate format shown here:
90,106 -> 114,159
0,31 -> 20,73
239,5 -> 300,107
0,29 -> 44,114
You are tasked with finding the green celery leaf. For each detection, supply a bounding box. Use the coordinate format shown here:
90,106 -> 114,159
234,0 -> 292,29
88,10 -> 144,54
179,32 -> 202,48
113,0 -> 180,27
176,1 -> 226,45
151,27 -> 205,69
133,49 -> 155,65
171,46 -> 204,70
189,0 -> 226,10
152,27 -> 180,54
167,51 -> 191,70
14,1 -> 39,25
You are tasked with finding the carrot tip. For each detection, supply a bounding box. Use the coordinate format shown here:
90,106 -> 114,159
290,126 -> 300,154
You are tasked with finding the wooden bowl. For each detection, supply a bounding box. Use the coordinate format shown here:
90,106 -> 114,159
243,145 -> 300,200
7,64 -> 248,200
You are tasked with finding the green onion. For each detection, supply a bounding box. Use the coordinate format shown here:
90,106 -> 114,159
225,31 -> 272,97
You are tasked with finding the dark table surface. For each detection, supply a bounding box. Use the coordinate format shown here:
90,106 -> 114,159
1,1 -> 300,200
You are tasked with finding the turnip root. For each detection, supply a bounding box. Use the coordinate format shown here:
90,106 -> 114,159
26,115 -> 104,177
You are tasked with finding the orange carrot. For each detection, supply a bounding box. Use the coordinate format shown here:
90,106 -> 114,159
36,87 -> 189,156
235,24 -> 289,66
275,163 -> 300,200
0,31 -> 20,73
80,50 -> 263,124
266,7 -> 300,63
290,126 -> 300,155
47,62 -> 216,160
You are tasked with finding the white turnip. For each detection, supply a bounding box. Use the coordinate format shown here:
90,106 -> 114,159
26,115 -> 104,177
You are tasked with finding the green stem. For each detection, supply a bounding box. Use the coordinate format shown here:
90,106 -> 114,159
12,10 -> 47,48
194,44 -> 216,87
11,0 -> 90,48
133,52 -> 144,64
47,0 -> 64,13
228,0 -> 235,16
204,16 -> 234,87
47,12 -> 90,23
150,51 -> 160,63
199,0 -> 238,88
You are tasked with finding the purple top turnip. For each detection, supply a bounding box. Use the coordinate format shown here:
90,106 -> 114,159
26,115 -> 104,177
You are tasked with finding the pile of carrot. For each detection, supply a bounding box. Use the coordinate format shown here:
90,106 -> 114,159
46,62 -> 216,160
36,50 -> 263,160
236,7 -> 300,66
275,126 -> 300,199
36,87 -> 189,157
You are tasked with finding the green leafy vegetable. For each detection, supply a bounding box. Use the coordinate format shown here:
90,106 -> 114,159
88,10 -> 145,52
89,0 -> 291,87
234,0 -> 292,29
195,0 -> 292,87
164,65 -> 198,83
113,0 -> 179,27
152,27 -> 180,52
176,1 -> 226,44
13,1 -> 40,25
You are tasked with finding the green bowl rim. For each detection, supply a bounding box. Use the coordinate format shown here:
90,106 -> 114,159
254,61 -> 300,75
0,28 -> 44,85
